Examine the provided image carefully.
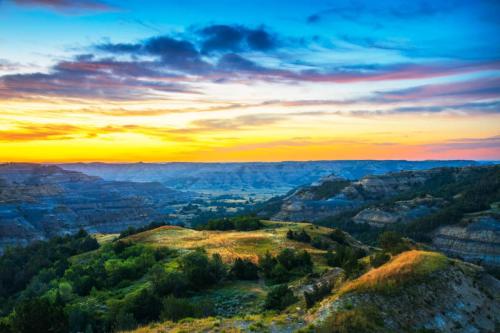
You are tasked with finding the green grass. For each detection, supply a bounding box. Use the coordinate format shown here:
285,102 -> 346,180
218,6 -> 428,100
190,280 -> 267,317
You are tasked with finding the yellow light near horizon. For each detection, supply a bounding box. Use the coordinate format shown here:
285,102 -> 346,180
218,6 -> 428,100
1,98 -> 499,162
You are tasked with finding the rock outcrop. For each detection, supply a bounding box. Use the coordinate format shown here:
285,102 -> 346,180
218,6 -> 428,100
0,163 -> 190,251
312,251 -> 500,333
432,211 -> 500,269
272,169 -> 445,222
353,195 -> 445,227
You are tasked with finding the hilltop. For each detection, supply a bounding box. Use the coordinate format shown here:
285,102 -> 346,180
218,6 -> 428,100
124,244 -> 499,333
125,221 -> 365,263
1,217 -> 497,333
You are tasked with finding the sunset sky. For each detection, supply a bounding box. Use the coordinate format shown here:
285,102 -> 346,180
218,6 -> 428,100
0,0 -> 499,162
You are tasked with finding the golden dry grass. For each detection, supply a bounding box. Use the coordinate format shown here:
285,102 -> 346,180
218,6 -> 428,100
94,233 -> 118,244
126,317 -> 242,333
340,250 -> 448,295
126,222 -> 331,263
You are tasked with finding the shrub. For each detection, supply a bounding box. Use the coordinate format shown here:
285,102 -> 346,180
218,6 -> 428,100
126,288 -> 162,323
119,221 -> 168,239
230,258 -> 259,280
260,249 -> 313,283
329,229 -> 347,245
286,229 -> 311,243
200,215 -> 262,231
161,296 -> 213,322
370,252 -> 390,268
0,231 -> 99,300
325,245 -> 365,278
311,236 -> 330,250
378,231 -> 409,254
150,266 -> 188,297
180,250 -> 227,289
264,284 -> 297,310
258,251 -> 277,277
11,298 -> 68,333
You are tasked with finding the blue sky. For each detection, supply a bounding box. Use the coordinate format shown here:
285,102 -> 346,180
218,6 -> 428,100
0,0 -> 499,162
2,0 -> 499,66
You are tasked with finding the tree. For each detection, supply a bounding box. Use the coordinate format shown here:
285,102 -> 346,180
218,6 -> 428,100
127,288 -> 161,323
258,251 -> 277,278
150,265 -> 188,297
230,258 -> 259,280
329,229 -> 347,245
277,248 -> 297,270
296,229 -> 311,243
286,229 -> 311,243
370,252 -> 390,268
311,236 -> 329,250
209,253 -> 227,283
264,284 -> 297,310
260,249 -> 313,283
11,298 -> 68,333
180,250 -> 227,289
325,245 -> 364,278
114,310 -> 137,331
378,231 -> 408,254
180,250 -> 212,288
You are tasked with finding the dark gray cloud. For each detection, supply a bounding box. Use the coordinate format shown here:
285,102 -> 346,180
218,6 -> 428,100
198,24 -> 277,54
96,25 -> 278,73
98,35 -> 211,73
217,53 -> 263,72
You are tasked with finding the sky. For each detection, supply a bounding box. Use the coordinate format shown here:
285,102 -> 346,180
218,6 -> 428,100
0,0 -> 499,162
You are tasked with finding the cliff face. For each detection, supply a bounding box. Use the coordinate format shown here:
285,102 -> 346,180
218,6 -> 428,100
313,253 -> 500,333
272,169 -> 443,222
0,163 -> 190,251
432,211 -> 500,269
353,195 -> 445,227
271,175 -> 357,221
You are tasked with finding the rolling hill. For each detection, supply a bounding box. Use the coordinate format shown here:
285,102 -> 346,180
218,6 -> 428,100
1,219 -> 498,333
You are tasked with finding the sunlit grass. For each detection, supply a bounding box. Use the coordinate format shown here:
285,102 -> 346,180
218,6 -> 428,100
126,222 -> 331,263
340,250 -> 448,295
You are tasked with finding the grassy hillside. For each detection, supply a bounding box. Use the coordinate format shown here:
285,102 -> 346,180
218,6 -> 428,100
0,221 -> 358,333
1,220 -> 497,333
126,221 -> 341,263
339,250 -> 448,295
313,250 -> 498,333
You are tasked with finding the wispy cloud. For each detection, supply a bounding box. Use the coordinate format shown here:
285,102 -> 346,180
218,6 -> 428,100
423,135 -> 500,152
11,0 -> 117,13
307,1 -> 460,24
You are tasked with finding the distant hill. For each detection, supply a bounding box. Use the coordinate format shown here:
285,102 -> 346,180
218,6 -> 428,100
268,165 -> 500,270
59,160 -> 483,195
0,163 -> 190,251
